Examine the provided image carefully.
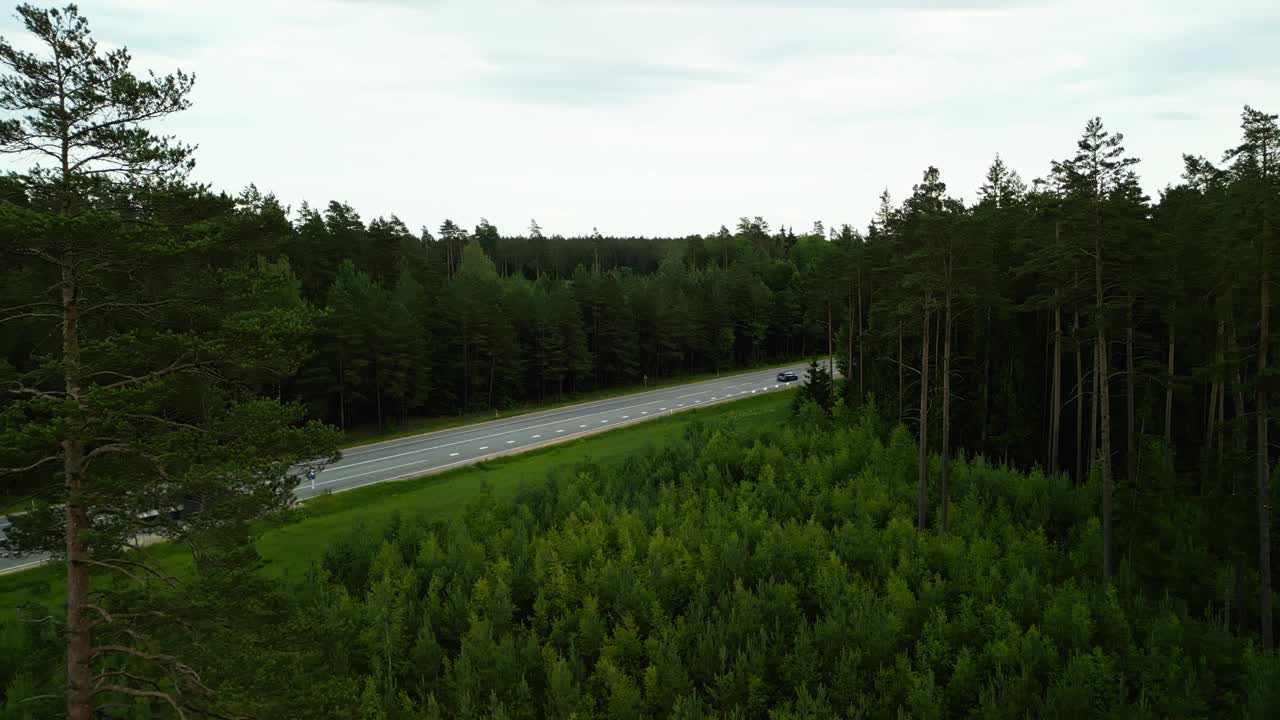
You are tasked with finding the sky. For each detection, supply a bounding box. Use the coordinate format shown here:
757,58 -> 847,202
3,0 -> 1279,238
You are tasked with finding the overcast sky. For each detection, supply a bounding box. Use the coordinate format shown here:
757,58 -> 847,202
4,0 -> 1279,237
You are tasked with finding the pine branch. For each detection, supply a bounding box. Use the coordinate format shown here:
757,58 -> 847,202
99,360 -> 199,390
0,310 -> 61,323
92,685 -> 189,720
0,454 -> 61,477
85,558 -> 177,586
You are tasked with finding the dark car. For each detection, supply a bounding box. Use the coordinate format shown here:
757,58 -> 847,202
776,371 -> 799,382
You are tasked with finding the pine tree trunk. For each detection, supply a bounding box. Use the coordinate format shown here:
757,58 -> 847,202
1044,310 -> 1052,460
338,355 -> 347,431
941,277 -> 953,532
461,317 -> 469,412
1165,305 -> 1176,465
1090,336 -> 1098,467
1207,320 -> 1224,455
1229,303 -> 1247,455
898,321 -> 904,422
1075,308 -> 1086,485
1257,205 -> 1273,649
1097,239 -> 1115,582
375,375 -> 383,431
827,300 -> 834,384
980,305 -> 992,451
61,258 -> 93,720
1219,366 -> 1227,471
857,265 -> 865,400
488,353 -> 497,410
1126,312 -> 1137,484
847,279 -> 854,406
1051,302 -> 1063,474
918,295 -> 931,530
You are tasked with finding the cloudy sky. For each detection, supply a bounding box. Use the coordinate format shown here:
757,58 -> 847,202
4,0 -> 1279,237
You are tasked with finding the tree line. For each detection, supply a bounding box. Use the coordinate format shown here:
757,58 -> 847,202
1,2 -> 1279,717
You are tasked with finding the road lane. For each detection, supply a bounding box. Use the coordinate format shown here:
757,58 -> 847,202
0,362 -> 814,575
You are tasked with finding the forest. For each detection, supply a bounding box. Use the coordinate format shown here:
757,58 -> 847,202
1,3 -> 1279,718
9,404 -> 1280,718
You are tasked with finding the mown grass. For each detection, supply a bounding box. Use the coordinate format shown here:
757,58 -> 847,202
0,392 -> 791,610
339,357 -> 808,449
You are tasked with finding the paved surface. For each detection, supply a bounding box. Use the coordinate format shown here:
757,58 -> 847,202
0,363 -> 811,575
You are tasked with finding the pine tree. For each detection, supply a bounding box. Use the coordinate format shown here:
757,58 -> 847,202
1224,105 -> 1280,647
0,7 -> 339,716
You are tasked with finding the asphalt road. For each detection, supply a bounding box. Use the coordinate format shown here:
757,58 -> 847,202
0,363 -> 810,575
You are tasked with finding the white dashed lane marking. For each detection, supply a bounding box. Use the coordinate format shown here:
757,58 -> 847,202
449,452 -> 459,457
506,440 -> 515,444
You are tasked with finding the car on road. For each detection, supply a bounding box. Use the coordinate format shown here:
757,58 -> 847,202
776,371 -> 799,382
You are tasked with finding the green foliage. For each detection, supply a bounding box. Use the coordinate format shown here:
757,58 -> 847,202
11,408 -> 1264,718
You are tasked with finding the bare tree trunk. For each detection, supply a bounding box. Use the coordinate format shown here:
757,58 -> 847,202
918,295 -> 931,530
1257,207 -> 1273,649
1050,302 -> 1063,474
62,258 -> 93,720
941,276 -> 953,532
1075,308 -> 1085,485
1097,240 -> 1115,582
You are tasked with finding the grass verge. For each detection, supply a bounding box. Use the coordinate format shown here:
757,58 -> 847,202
0,392 -> 791,610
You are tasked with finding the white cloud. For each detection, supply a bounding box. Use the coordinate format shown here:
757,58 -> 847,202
1,0 -> 1277,236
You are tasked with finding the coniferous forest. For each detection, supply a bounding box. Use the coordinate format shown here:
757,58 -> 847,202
1,4 -> 1280,719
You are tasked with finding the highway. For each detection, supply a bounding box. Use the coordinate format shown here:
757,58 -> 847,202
0,363 -> 811,575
